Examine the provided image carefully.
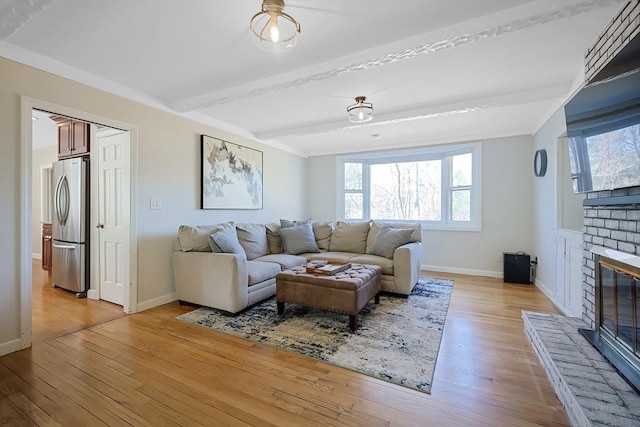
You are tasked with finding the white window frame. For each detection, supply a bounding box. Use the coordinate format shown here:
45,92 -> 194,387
337,142 -> 482,231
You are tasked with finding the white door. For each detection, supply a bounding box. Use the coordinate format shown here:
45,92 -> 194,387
97,129 -> 130,306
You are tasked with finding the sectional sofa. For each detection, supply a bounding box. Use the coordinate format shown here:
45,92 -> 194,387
173,219 -> 422,313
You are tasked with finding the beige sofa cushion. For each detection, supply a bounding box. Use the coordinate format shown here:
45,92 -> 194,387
253,254 -> 307,270
177,221 -> 234,252
308,252 -> 356,264
312,220 -> 333,251
247,261 -> 281,286
236,223 -> 269,260
329,221 -> 370,254
265,223 -> 283,254
366,220 -> 421,253
350,254 -> 395,275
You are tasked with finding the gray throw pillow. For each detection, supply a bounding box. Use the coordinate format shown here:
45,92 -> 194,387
280,218 -> 311,228
209,228 -> 246,257
279,222 -> 320,255
366,226 -> 415,259
177,222 -> 234,252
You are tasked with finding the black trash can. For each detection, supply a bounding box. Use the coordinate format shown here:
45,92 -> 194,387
503,252 -> 532,284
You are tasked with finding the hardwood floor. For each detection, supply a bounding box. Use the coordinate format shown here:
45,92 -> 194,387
1,267 -> 570,426
30,260 -> 127,343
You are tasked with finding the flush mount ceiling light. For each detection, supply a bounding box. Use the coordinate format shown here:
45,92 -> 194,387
347,96 -> 374,123
250,0 -> 300,54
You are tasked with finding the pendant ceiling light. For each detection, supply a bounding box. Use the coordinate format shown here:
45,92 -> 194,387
347,96 -> 374,123
250,0 -> 300,54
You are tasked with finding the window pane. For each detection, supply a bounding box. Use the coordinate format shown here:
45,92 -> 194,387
452,153 -> 472,186
370,160 -> 441,220
344,163 -> 362,190
452,189 -> 470,221
345,193 -> 363,219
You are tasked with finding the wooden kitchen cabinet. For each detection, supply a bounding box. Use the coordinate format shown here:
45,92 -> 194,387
42,223 -> 52,276
55,117 -> 89,159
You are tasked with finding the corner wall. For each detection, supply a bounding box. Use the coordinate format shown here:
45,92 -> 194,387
532,108 -> 567,301
0,57 -> 307,355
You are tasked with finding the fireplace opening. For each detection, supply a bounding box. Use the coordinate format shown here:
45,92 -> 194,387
580,255 -> 640,393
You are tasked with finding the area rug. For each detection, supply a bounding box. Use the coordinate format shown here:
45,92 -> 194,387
176,277 -> 453,393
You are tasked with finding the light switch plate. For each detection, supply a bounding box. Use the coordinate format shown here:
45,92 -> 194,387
150,198 -> 162,210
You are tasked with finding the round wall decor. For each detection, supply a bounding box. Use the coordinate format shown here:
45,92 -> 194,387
534,149 -> 547,177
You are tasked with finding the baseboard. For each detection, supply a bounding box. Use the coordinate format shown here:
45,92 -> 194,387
32,253 -> 41,260
534,278 -> 568,315
87,289 -> 98,300
136,292 -> 177,312
423,264 -> 502,279
0,338 -> 23,356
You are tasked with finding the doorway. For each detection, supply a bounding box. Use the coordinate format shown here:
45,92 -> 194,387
20,96 -> 138,351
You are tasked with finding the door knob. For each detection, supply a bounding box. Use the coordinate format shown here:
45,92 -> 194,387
96,223 -> 104,229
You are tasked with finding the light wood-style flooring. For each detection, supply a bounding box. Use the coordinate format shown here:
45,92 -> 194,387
1,263 -> 570,426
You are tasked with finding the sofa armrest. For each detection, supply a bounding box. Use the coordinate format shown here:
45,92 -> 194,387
393,242 -> 422,295
173,251 -> 249,313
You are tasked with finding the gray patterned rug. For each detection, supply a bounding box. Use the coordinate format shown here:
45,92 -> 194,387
176,277 -> 453,393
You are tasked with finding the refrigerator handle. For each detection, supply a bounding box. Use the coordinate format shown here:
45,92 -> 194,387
61,175 -> 70,225
54,174 -> 65,225
52,243 -> 76,250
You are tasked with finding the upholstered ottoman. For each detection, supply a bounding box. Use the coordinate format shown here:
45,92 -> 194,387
275,264 -> 382,331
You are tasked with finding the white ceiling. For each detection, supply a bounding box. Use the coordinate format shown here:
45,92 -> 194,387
0,0 -> 626,156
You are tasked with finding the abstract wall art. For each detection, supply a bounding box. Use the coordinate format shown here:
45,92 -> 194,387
201,135 -> 263,209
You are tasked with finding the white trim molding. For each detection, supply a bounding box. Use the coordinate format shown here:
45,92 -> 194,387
423,264 -> 502,279
136,292 -> 177,313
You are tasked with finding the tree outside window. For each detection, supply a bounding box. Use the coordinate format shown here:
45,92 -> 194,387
339,144 -> 480,230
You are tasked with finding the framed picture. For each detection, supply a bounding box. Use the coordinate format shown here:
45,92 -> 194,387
201,135 -> 263,209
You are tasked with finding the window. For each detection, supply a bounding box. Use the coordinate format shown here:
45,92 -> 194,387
338,143 -> 481,230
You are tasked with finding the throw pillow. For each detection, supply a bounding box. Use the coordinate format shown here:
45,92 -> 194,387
208,227 -> 246,257
328,221 -> 370,254
366,220 -> 421,252
265,223 -> 283,254
280,218 -> 311,228
312,220 -> 333,251
279,222 -> 320,255
367,225 -> 415,259
177,222 -> 234,252
235,223 -> 269,260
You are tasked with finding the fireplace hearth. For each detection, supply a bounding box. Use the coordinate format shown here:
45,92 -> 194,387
579,250 -> 640,393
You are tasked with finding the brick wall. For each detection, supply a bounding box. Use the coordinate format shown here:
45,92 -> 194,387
582,186 -> 640,327
585,0 -> 639,82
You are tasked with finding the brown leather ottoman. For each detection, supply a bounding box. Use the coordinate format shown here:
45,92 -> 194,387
275,263 -> 382,331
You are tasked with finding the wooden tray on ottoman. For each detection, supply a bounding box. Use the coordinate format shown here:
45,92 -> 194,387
305,262 -> 351,275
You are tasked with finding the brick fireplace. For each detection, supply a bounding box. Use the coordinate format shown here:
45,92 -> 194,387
581,186 -> 640,392
523,3 -> 640,424
582,186 -> 640,328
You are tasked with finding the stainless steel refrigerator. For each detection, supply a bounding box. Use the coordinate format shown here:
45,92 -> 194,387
52,157 -> 88,296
